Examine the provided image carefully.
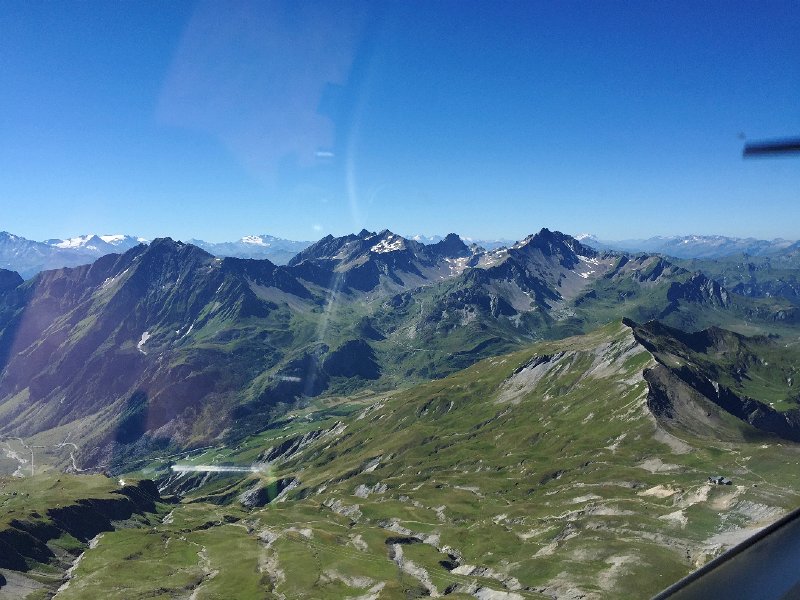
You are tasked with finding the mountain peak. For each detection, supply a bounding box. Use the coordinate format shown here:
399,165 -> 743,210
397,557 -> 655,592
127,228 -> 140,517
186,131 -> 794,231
143,237 -> 213,260
48,234 -> 102,249
149,236 -> 181,247
240,235 -> 269,246
369,231 -> 406,254
516,229 -> 593,255
429,233 -> 470,258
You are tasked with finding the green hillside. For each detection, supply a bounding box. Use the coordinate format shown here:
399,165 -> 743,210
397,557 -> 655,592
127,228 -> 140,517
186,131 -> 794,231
6,321 -> 799,598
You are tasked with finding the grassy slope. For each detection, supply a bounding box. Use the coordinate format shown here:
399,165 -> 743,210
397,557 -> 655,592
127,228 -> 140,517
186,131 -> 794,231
0,473 -> 119,529
40,321 -> 800,599
0,473 -> 163,599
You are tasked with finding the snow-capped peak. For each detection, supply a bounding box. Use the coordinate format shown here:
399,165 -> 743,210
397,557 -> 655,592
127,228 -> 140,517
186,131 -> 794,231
47,234 -> 145,252
409,234 -> 444,244
99,234 -> 136,245
52,234 -> 100,249
240,235 -> 271,247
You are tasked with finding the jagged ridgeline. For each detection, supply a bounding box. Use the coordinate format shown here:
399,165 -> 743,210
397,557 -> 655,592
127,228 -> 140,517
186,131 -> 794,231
5,320 -> 800,598
0,229 -> 798,469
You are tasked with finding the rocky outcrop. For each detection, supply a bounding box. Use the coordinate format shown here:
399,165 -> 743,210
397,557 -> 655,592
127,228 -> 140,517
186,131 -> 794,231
643,362 -> 800,442
259,427 -> 327,464
731,279 -> 800,303
631,319 -> 800,443
665,273 -> 730,308
239,478 -> 298,508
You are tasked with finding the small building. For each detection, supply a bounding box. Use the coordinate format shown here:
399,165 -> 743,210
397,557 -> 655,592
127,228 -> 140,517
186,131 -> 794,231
708,475 -> 732,485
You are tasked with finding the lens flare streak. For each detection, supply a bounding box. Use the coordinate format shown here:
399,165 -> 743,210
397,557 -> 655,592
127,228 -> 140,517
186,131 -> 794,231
170,464 -> 267,473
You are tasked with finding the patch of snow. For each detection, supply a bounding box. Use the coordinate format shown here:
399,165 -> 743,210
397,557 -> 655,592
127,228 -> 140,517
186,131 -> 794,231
137,331 -> 151,354
100,267 -> 129,289
444,256 -> 470,275
370,235 -> 405,253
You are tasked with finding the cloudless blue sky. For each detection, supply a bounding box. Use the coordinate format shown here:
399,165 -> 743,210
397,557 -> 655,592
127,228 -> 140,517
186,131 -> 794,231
1,0 -> 798,242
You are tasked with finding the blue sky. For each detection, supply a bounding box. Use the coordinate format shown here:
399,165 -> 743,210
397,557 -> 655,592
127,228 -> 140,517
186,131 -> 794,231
1,0 -> 798,243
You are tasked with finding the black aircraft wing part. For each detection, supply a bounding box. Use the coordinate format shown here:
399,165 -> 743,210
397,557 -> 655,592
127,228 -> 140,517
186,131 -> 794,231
652,506 -> 800,600
743,136 -> 800,157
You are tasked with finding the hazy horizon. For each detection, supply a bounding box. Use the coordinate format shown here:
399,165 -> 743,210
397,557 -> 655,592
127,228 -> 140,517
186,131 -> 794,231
2,1 -> 798,242
4,226 -> 799,248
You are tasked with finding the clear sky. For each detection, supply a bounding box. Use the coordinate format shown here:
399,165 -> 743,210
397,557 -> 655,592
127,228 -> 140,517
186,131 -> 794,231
1,0 -> 798,243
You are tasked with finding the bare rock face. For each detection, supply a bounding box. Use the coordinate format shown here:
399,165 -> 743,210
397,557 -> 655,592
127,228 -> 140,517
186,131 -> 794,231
631,319 -> 800,442
239,478 -> 298,508
666,272 -> 730,307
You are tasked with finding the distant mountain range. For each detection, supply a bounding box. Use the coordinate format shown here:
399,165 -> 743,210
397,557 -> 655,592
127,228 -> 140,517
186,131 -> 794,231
577,233 -> 800,259
44,233 -> 146,253
2,227 -> 799,469
0,232 -> 314,278
186,235 -> 314,265
5,230 -> 796,279
408,234 -> 514,250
